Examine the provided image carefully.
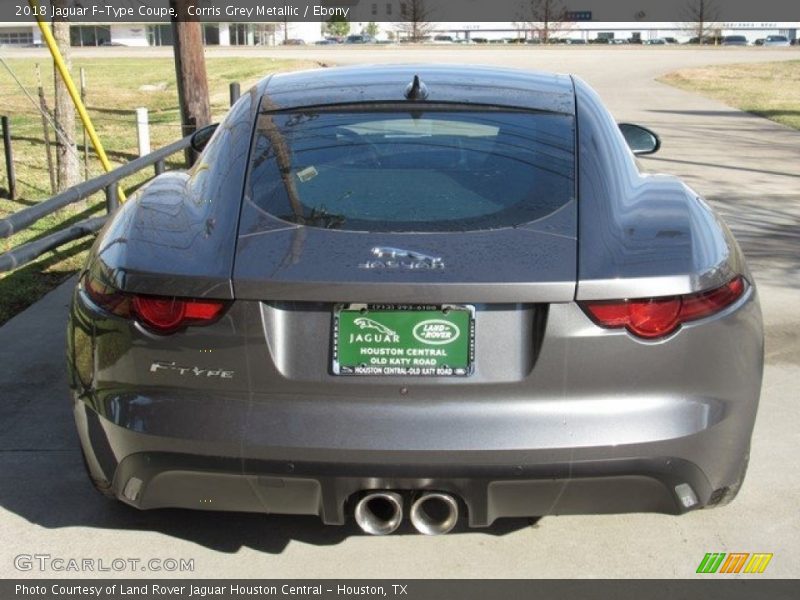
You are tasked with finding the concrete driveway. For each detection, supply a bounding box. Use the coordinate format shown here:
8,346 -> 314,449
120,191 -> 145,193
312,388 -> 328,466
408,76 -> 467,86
0,47 -> 798,579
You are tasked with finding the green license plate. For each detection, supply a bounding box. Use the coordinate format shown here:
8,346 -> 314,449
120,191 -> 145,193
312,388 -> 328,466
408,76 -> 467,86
332,304 -> 475,377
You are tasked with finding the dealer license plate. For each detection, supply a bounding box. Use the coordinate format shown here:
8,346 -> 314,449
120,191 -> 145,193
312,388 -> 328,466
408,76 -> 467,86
332,304 -> 475,377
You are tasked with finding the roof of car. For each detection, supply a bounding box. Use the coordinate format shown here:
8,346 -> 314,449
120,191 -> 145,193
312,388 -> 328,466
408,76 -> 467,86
260,64 -> 575,114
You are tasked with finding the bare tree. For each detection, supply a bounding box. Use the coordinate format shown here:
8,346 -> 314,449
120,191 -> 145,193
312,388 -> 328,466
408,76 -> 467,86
394,0 -> 436,42
682,0 -> 720,43
515,0 -> 573,44
50,0 -> 79,191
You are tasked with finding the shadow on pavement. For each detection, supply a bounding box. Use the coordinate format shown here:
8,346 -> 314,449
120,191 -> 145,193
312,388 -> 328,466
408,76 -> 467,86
0,447 -> 532,554
709,196 -> 800,289
706,194 -> 800,264
2,436 -> 535,555
647,155 -> 800,180
649,108 -> 800,122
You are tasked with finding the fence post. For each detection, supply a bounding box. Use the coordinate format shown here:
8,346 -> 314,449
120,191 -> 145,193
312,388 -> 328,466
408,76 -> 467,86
230,82 -> 241,107
136,107 -> 151,157
1,116 -> 17,200
35,63 -> 57,194
104,183 -> 119,214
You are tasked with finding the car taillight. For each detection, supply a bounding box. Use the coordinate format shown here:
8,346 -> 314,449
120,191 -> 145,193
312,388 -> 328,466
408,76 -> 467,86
83,274 -> 131,317
83,274 -> 227,334
581,276 -> 746,340
131,296 -> 226,333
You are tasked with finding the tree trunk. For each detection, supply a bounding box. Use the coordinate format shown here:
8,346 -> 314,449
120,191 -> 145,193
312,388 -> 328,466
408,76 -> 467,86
51,1 -> 79,192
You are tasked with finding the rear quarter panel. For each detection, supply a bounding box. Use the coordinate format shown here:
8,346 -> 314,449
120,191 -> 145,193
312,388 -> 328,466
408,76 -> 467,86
572,77 -> 750,300
82,83 -> 266,300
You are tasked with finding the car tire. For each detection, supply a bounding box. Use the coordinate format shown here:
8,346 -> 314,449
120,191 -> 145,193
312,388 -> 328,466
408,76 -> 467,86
711,451 -> 750,507
79,447 -> 116,499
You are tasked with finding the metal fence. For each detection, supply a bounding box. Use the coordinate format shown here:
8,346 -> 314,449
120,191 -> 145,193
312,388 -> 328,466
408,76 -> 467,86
0,134 -> 192,273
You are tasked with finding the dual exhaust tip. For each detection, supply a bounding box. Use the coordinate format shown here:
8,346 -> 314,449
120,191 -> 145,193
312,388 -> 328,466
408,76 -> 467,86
354,491 -> 459,536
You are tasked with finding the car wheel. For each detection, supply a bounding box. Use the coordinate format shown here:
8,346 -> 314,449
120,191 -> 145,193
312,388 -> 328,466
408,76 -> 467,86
710,452 -> 750,507
79,447 -> 116,499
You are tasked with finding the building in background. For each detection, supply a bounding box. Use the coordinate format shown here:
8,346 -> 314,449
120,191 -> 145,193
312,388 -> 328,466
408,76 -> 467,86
0,21 -> 322,47
0,21 -> 798,47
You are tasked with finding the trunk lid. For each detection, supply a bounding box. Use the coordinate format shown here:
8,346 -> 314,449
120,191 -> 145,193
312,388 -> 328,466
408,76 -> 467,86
233,202 -> 577,304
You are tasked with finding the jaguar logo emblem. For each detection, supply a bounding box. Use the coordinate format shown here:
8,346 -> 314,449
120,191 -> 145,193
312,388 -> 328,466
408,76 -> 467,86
353,317 -> 398,337
358,247 -> 444,270
349,317 -> 400,344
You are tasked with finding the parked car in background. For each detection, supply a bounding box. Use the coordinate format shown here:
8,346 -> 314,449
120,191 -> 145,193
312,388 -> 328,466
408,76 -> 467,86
432,35 -> 454,44
686,36 -> 721,45
68,64 -> 763,536
664,37 -> 679,44
644,38 -> 667,45
722,35 -> 748,46
763,35 -> 790,47
345,34 -> 376,44
315,38 -> 339,45
282,38 -> 305,46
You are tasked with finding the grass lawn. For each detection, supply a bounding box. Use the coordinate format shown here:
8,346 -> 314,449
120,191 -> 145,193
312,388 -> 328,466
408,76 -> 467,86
0,56 -> 317,325
659,60 -> 800,130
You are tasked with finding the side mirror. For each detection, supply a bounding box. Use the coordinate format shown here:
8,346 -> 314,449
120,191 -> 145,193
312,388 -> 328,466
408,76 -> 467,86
190,123 -> 219,154
618,123 -> 661,155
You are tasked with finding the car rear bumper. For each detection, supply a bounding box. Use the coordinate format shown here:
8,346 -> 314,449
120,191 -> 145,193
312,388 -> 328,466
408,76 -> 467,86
75,393 -> 749,527
70,286 -> 762,528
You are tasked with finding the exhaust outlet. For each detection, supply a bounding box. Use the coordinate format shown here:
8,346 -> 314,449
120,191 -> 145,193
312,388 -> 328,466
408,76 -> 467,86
410,492 -> 459,535
354,491 -> 403,535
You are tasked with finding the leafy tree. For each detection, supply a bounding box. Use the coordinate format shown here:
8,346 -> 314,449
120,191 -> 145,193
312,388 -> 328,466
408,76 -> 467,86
363,22 -> 380,38
326,15 -> 351,37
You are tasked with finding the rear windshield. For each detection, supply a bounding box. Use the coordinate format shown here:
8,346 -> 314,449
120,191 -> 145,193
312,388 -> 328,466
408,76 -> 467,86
247,108 -> 575,232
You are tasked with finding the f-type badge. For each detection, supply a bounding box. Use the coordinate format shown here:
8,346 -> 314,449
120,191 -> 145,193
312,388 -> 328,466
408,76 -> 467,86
358,246 -> 444,271
150,361 -> 234,379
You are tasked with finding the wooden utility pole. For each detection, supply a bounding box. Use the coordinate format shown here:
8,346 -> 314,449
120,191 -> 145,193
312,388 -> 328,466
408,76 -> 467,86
170,0 -> 211,163
51,0 -> 79,191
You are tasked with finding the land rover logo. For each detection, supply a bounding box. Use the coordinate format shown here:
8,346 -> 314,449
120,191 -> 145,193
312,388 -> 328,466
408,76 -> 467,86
412,320 -> 460,345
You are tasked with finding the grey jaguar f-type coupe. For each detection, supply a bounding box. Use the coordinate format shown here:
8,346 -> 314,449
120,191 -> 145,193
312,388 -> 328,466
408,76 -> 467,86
67,65 -> 763,535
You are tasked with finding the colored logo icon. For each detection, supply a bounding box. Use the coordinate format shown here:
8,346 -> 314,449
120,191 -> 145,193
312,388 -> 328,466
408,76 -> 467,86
696,553 -> 773,574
